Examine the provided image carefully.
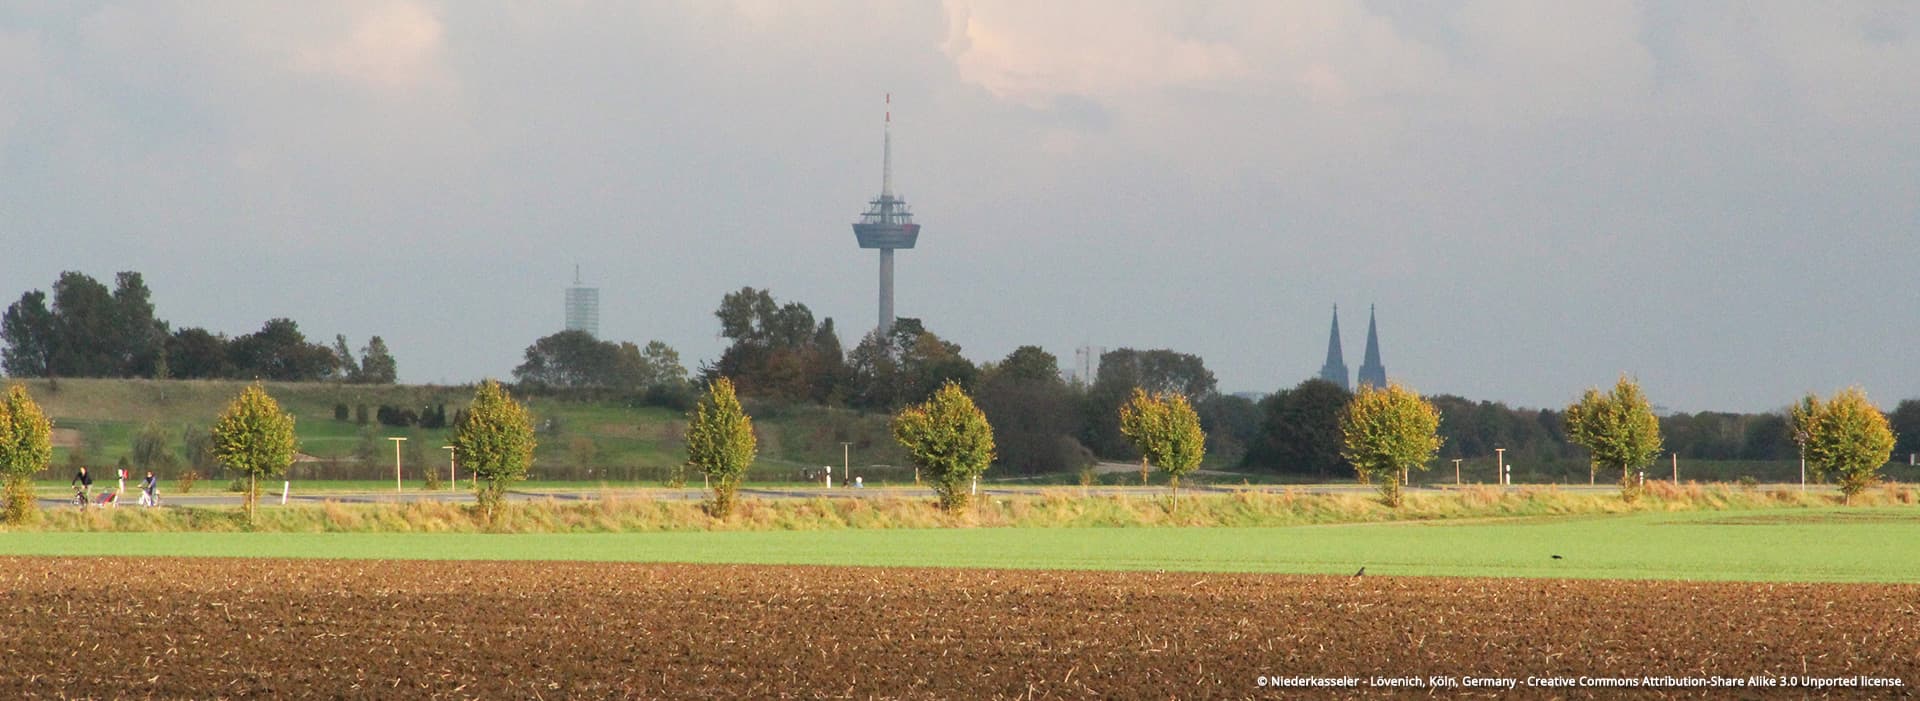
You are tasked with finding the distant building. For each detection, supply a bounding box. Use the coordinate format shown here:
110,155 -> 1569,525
565,266 -> 599,338
1356,305 -> 1386,390
1315,304 -> 1388,391
1318,305 -> 1350,391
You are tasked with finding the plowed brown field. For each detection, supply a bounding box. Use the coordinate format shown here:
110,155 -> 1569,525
1,558 -> 1915,699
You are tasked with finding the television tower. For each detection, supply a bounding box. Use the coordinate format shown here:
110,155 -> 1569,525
851,93 -> 920,336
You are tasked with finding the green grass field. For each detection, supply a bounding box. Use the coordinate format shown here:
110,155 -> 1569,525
6,507 -> 1916,583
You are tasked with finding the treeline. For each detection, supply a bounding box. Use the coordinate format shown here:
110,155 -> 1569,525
2,271 -> 396,383
677,287 -> 1920,478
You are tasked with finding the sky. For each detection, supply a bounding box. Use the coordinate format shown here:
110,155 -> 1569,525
1,1 -> 1915,413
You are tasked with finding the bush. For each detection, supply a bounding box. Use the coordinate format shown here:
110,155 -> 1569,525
334,403 -> 350,421
178,469 -> 201,494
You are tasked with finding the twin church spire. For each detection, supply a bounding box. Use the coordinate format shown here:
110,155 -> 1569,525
1317,305 -> 1385,391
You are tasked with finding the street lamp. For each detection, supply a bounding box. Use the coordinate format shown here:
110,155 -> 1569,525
442,445 -> 456,491
388,437 -> 408,494
1495,447 -> 1506,487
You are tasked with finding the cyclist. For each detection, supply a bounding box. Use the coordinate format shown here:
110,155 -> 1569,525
140,470 -> 159,507
71,466 -> 94,507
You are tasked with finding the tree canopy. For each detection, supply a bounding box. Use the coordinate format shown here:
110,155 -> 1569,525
892,381 -> 996,511
1565,376 -> 1664,500
685,377 -> 757,517
0,384 -> 53,521
1339,383 -> 1442,507
211,383 -> 298,522
1118,388 -> 1207,504
1796,388 -> 1896,504
452,379 -> 538,519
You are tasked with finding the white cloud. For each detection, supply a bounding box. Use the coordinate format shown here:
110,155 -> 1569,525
295,1 -> 449,91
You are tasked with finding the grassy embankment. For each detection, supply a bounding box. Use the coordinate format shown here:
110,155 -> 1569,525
6,481 -> 1913,533
16,377 -> 909,484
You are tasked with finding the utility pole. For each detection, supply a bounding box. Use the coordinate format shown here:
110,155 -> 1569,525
1495,448 -> 1507,487
841,442 -> 851,489
388,437 -> 408,494
1452,458 -> 1461,486
442,445 -> 456,491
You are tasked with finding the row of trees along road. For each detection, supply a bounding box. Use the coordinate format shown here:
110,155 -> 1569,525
2,271 -> 395,383
202,380 -> 537,523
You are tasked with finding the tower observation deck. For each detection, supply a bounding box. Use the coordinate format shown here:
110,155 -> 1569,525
852,94 -> 920,336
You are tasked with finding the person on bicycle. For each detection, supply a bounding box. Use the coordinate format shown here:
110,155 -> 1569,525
141,470 -> 158,507
72,466 -> 94,505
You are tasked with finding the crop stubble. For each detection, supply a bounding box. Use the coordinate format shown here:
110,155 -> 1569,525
0,558 -> 1914,698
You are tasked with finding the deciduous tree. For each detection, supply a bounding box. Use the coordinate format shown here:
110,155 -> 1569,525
1797,388 -> 1895,505
211,384 -> 298,523
451,380 -> 537,520
685,377 -> 757,517
1564,376 -> 1663,501
1118,389 -> 1207,507
892,381 -> 995,511
0,385 -> 53,522
1339,383 -> 1442,507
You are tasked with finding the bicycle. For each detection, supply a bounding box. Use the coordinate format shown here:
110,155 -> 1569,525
72,485 -> 89,509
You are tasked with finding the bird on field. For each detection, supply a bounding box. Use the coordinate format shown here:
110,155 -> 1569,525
1551,555 -> 1563,560
1353,567 -> 1365,577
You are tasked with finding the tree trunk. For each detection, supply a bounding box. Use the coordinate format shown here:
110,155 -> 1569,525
1139,458 -> 1149,486
246,474 -> 256,524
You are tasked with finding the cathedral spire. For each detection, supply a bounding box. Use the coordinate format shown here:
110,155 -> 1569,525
1357,305 -> 1386,389
1317,305 -> 1349,391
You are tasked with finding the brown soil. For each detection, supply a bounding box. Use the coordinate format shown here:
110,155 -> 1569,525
1,558 -> 1914,699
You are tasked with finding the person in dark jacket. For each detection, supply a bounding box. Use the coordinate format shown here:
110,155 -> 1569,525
72,466 -> 94,505
141,471 -> 158,507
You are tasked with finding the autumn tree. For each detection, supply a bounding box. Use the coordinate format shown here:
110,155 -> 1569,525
892,381 -> 995,511
1339,383 -> 1443,507
1118,389 -> 1207,507
0,385 -> 54,522
684,377 -> 757,517
211,384 -> 298,523
1795,388 -> 1895,505
1564,376 -> 1664,501
451,380 -> 537,520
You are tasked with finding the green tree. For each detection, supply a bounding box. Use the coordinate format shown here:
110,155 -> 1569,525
684,377 -> 757,517
211,384 -> 299,523
332,335 -> 362,382
0,385 -> 54,522
892,381 -> 996,511
1339,383 -> 1443,507
1246,379 -> 1352,476
1,290 -> 55,377
1887,399 -> 1920,462
1085,348 -> 1217,458
359,336 -> 398,384
1797,388 -> 1896,504
1564,376 -> 1663,501
1118,389 -> 1207,507
974,346 -> 1090,475
451,379 -> 537,519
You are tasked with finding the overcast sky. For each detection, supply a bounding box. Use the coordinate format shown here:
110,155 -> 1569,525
2,1 -> 1915,412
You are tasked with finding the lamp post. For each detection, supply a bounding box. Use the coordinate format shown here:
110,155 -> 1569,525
1495,447 -> 1506,487
388,437 -> 407,494
442,445 -> 456,491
